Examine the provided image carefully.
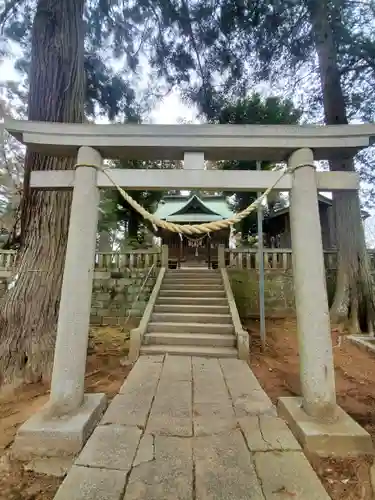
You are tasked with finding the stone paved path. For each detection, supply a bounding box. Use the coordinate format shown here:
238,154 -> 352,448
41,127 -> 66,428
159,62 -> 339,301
54,355 -> 331,499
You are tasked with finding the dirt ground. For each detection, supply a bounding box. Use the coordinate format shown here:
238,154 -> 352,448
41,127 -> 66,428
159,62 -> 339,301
248,317 -> 375,500
0,323 -> 135,500
1,318 -> 375,499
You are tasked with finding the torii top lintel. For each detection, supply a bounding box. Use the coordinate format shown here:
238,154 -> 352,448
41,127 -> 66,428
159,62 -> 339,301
5,118 -> 375,162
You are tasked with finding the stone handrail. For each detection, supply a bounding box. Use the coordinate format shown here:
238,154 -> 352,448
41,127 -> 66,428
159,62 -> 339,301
0,249 -> 163,281
95,249 -> 161,270
0,250 -> 17,278
0,249 -> 162,273
0,248 -> 374,273
0,250 -> 17,270
225,248 -> 375,271
220,268 -> 249,360
127,267 -> 166,363
122,263 -> 158,328
226,248 -> 293,270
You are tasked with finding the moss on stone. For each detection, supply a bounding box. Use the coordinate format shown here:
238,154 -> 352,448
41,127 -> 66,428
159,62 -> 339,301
228,269 -> 340,319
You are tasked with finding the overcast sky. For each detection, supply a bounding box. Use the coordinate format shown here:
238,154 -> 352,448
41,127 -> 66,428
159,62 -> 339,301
0,51 -> 198,124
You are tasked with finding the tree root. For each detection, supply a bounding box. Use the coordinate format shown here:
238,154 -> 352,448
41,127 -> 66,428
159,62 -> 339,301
0,334 -> 55,392
330,260 -> 375,335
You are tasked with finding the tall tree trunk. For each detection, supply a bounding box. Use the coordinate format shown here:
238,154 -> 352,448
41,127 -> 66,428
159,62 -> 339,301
307,0 -> 375,333
98,231 -> 112,252
128,212 -> 139,240
0,0 -> 85,389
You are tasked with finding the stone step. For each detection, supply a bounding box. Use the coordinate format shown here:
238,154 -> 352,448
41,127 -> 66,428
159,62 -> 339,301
154,304 -> 230,314
156,296 -> 228,306
161,283 -> 222,290
140,344 -> 238,358
159,289 -> 226,297
151,312 -> 232,324
144,332 -> 236,347
147,322 -> 234,334
163,278 -> 222,285
166,272 -> 220,278
167,269 -> 220,273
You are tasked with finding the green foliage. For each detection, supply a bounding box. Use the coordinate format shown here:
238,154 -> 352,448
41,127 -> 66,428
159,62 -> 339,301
3,0 -> 375,128
0,0 -> 187,245
173,0 -> 375,205
99,159 -> 178,240
0,0 -> 197,120
2,0 -> 375,208
98,191 -> 119,233
167,0 -> 375,124
205,94 -> 302,239
213,95 -> 302,126
2,0 -> 141,120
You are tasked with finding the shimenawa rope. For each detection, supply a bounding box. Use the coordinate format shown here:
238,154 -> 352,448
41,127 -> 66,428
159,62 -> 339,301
75,164 -> 291,235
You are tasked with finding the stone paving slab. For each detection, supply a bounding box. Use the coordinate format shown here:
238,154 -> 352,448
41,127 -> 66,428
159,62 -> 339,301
118,355 -> 164,395
133,434 -> 154,467
194,416 -> 237,437
160,353 -> 191,381
254,451 -> 331,499
219,358 -> 277,417
150,381 -> 192,419
146,355 -> 192,436
194,430 -> 265,499
192,357 -> 230,403
54,465 -> 127,500
239,415 -> 301,452
101,357 -> 162,428
53,355 -> 332,500
192,357 -> 237,436
75,425 -> 141,471
124,435 -> 193,500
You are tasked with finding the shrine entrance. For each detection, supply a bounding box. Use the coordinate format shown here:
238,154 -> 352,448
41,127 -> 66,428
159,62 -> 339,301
153,193 -> 233,268
5,118 -> 374,465
161,230 -> 230,268
181,233 -> 211,267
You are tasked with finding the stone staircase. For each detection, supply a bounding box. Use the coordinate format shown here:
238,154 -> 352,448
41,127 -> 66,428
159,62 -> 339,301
140,268 -> 238,358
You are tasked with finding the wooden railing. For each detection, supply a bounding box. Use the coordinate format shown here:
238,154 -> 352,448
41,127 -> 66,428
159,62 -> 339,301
226,248 -> 375,271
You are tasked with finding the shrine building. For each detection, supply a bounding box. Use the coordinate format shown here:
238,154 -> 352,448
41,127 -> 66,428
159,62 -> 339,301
153,192 -> 234,267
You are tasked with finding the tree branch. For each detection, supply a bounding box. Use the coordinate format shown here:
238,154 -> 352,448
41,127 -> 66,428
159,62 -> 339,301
0,0 -> 24,31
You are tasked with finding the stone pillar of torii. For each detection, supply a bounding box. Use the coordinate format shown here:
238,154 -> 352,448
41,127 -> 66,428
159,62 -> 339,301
5,119 -> 372,462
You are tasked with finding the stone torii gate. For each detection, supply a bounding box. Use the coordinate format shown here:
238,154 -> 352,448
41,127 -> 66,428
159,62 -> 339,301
6,119 -> 373,460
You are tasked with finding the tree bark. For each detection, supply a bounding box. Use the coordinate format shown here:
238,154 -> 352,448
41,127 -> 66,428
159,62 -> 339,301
98,230 -> 112,252
127,212 -> 139,240
307,0 -> 375,333
0,0 -> 85,389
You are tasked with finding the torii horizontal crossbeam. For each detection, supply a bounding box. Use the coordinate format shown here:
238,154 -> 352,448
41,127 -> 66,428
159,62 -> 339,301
30,168 -> 359,191
5,118 -> 375,161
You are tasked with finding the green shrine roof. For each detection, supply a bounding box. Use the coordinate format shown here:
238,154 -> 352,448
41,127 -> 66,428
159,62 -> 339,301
154,193 -> 234,223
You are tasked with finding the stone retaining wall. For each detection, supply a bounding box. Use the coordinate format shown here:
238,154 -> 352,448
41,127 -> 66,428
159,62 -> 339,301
90,270 -> 157,326
0,269 -> 337,323
0,271 -> 157,327
228,269 -> 336,319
